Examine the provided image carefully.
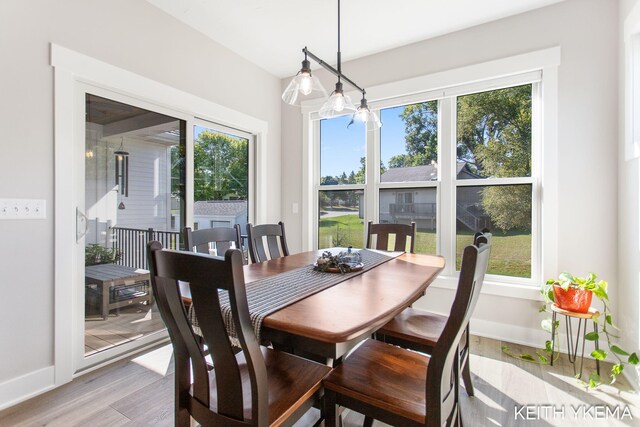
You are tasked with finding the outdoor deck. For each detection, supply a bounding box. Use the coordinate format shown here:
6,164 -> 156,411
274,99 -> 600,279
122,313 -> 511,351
85,303 -> 165,356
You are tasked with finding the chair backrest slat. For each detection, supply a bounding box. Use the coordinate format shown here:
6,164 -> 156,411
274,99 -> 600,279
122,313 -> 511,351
147,241 -> 268,425
366,221 -> 416,253
246,222 -> 289,263
184,225 -> 242,256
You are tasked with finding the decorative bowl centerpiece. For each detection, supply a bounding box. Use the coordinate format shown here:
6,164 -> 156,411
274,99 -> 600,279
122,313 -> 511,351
314,248 -> 363,274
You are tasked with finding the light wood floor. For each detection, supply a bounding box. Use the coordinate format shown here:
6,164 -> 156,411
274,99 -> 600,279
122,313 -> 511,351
1,336 -> 638,426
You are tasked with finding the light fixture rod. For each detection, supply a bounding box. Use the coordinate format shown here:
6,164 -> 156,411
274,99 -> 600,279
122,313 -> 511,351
337,0 -> 341,74
302,47 -> 365,95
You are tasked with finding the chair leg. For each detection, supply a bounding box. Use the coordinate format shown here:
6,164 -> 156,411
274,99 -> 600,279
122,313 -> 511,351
325,389 -> 338,427
176,405 -> 190,427
460,355 -> 474,397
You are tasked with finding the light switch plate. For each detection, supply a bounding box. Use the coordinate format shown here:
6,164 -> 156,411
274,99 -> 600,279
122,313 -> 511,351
0,199 -> 46,220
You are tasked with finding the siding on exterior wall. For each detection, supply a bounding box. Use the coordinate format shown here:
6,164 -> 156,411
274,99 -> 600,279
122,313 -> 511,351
111,137 -> 172,232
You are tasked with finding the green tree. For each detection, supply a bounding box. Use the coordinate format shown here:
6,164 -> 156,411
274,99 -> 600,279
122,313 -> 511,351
480,185 -> 531,230
353,157 -> 366,184
321,176 -> 339,185
456,85 -> 532,230
319,191 -> 331,210
457,85 -> 531,178
193,131 -> 248,201
391,101 -> 438,167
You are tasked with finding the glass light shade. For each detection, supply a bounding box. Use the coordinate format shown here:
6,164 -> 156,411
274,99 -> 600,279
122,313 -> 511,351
281,72 -> 327,106
355,106 -> 382,131
319,92 -> 357,118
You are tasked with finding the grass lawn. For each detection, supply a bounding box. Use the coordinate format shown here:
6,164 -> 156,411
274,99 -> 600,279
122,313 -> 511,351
319,213 -> 365,248
319,214 -> 531,278
455,230 -> 531,278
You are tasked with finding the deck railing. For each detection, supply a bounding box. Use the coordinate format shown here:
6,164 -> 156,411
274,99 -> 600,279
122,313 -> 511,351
110,226 -> 181,270
389,202 -> 437,217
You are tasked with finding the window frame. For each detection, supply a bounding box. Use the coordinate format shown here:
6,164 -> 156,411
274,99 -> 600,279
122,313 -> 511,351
192,118 -> 256,229
303,47 -> 560,296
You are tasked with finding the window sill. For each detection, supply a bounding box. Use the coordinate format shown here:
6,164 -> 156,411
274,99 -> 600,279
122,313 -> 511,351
430,274 -> 542,301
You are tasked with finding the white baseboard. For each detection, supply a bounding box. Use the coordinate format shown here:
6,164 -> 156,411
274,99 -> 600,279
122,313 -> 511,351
622,365 -> 640,392
470,316 -> 551,349
470,316 -> 629,368
0,366 -> 55,411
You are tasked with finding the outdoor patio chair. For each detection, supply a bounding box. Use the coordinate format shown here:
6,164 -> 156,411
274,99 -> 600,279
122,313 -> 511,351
147,241 -> 330,427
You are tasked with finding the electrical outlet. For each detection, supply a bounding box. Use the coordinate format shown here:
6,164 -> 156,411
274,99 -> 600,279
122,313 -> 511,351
0,199 -> 46,220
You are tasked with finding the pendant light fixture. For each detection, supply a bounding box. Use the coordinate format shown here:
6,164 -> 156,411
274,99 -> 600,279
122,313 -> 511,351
281,0 -> 381,129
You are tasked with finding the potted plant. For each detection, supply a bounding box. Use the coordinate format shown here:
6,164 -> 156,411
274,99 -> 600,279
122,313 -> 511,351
503,272 -> 638,388
85,243 -> 121,266
545,272 -> 600,313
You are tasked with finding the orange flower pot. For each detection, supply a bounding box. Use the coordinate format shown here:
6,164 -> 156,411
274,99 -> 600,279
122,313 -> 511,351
553,285 -> 593,313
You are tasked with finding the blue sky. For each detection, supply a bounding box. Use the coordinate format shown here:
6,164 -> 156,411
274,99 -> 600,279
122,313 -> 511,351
320,106 -> 408,178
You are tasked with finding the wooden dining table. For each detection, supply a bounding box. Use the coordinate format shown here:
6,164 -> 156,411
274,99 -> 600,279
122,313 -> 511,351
181,248 -> 445,365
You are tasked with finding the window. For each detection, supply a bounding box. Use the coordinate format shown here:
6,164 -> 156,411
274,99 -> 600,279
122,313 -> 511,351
455,85 -> 534,278
311,77 -> 540,284
317,115 -> 366,248
379,100 -> 439,255
193,123 -> 252,234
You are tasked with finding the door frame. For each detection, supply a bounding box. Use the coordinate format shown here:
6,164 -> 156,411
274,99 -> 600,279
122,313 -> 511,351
52,44 -> 268,385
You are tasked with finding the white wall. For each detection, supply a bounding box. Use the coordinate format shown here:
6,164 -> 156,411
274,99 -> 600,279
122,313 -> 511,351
0,0 -> 281,407
619,0 -> 640,389
281,0 -> 621,356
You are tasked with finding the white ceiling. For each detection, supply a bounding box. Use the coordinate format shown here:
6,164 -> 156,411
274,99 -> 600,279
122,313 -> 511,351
147,0 -> 566,78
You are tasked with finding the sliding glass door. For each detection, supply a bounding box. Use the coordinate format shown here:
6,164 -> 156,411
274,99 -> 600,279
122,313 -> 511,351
76,89 -> 256,370
80,89 -> 186,366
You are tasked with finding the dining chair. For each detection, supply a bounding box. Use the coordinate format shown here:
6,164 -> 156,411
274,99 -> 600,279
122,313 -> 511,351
246,221 -> 289,263
147,241 -> 331,427
366,220 -> 416,253
323,240 -> 491,427
184,225 -> 243,260
375,230 -> 491,398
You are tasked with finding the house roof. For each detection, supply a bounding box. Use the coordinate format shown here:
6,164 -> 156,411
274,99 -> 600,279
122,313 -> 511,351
194,200 -> 247,216
380,162 -> 477,182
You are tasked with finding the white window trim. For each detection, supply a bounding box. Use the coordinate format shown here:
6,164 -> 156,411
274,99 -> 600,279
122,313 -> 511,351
52,44 -> 268,387
301,46 -> 560,301
625,4 -> 640,160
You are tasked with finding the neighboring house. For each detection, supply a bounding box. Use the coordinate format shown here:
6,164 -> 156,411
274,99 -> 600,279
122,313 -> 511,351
379,162 -> 491,231
193,200 -> 248,232
85,129 -> 176,248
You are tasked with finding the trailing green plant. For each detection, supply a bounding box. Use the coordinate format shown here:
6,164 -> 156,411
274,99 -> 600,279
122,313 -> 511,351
503,272 -> 638,389
85,244 -> 121,266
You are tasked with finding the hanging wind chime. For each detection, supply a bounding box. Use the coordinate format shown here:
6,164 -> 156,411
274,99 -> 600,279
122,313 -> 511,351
114,138 -> 129,209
